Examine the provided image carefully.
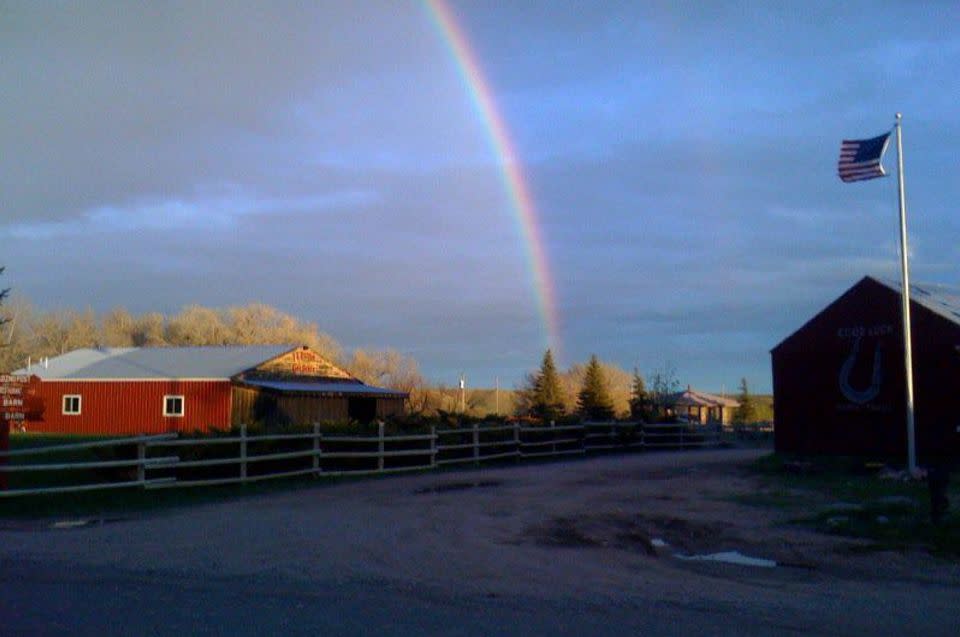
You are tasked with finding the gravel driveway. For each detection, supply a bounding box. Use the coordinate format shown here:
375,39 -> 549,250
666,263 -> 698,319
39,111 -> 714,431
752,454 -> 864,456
2,448 -> 958,635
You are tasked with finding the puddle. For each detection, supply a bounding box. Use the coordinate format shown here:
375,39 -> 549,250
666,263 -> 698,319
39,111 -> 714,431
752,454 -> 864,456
415,480 -> 502,495
674,550 -> 777,568
49,517 -> 122,530
51,519 -> 94,529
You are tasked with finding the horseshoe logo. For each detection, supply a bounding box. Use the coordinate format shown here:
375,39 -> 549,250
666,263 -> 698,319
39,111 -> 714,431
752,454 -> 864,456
839,336 -> 882,404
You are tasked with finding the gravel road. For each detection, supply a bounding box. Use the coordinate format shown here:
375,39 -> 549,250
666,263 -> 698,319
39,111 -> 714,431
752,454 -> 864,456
2,448 -> 958,635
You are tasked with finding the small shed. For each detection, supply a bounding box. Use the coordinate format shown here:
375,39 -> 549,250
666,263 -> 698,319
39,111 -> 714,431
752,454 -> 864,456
229,347 -> 407,425
671,388 -> 739,425
771,276 -> 960,461
14,345 -> 407,435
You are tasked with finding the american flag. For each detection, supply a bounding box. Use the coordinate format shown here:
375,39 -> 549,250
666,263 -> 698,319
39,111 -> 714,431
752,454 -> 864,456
838,133 -> 891,182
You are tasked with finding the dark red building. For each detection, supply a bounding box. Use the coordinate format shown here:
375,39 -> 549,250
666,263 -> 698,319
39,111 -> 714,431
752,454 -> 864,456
772,276 -> 960,461
13,345 -> 407,435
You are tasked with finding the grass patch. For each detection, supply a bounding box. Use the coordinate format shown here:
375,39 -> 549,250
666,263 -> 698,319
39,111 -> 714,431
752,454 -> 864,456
730,487 -> 820,510
745,453 -> 960,557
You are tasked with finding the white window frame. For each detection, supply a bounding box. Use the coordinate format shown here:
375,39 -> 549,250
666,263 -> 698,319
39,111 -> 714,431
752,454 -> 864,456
163,395 -> 185,418
62,394 -> 82,416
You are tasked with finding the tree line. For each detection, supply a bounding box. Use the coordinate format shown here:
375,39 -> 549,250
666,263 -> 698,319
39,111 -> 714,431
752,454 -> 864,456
0,269 -> 767,422
0,295 -> 425,395
515,349 -> 768,424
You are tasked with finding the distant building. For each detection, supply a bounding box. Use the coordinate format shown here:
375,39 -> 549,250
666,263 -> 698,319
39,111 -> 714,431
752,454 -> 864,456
670,387 -> 739,425
771,276 -> 960,461
14,345 -> 406,435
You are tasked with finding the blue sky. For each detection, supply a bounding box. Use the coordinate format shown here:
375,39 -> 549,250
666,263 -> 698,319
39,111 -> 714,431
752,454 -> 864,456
3,1 -> 959,392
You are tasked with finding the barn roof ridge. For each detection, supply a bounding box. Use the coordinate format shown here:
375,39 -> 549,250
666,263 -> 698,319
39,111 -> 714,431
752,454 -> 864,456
14,344 -> 312,380
872,276 -> 960,327
772,275 -> 960,353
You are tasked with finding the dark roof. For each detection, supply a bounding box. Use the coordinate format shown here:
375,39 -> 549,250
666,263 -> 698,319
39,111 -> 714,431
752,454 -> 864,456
772,276 -> 960,353
877,276 -> 960,326
242,379 -> 407,398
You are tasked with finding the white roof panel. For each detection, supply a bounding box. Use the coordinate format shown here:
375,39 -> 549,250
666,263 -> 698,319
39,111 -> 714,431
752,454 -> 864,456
15,345 -> 296,379
876,277 -> 960,327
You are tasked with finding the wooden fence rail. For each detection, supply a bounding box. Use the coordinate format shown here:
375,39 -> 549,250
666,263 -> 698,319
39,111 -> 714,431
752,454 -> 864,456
0,433 -> 178,496
0,420 -> 725,496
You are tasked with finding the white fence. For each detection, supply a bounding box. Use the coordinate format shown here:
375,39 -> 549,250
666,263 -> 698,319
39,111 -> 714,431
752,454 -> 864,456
0,421 -> 723,497
0,433 -> 179,496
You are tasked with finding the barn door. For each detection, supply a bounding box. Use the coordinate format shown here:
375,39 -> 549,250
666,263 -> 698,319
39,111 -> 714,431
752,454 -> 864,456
348,397 -> 377,423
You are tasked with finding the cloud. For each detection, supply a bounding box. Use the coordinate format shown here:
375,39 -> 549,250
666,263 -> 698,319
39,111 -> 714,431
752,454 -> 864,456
5,189 -> 379,239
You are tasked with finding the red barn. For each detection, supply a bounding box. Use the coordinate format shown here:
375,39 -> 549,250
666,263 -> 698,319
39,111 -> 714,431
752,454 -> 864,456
14,345 -> 407,435
772,276 -> 960,462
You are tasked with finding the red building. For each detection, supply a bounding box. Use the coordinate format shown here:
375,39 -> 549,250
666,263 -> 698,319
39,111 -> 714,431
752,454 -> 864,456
14,345 -> 407,435
772,276 -> 960,461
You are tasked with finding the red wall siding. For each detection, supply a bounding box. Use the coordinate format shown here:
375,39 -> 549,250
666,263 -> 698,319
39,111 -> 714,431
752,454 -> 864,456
772,277 -> 960,461
23,380 -> 232,435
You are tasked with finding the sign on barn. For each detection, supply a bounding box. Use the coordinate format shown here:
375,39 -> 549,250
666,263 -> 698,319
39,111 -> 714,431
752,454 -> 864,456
248,347 -> 353,379
772,276 -> 960,461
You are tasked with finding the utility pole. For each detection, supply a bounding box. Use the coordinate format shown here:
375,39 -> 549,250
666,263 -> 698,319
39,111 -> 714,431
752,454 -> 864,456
495,376 -> 500,416
459,373 -> 466,414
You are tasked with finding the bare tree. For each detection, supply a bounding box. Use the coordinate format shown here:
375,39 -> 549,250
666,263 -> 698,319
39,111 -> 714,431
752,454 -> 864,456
166,305 -> 229,346
648,363 -> 682,422
100,308 -> 137,347
131,312 -> 167,346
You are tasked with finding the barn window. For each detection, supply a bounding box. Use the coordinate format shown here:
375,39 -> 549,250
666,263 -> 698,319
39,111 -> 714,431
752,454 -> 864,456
163,395 -> 185,417
62,395 -> 81,415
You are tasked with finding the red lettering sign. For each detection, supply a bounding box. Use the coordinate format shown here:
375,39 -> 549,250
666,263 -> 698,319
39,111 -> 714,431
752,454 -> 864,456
0,375 -> 44,423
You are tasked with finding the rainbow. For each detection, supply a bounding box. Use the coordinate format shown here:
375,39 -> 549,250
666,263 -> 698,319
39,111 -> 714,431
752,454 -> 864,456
423,0 -> 561,359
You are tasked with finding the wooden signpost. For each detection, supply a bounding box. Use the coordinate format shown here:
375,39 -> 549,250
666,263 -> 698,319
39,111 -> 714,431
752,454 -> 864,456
0,374 -> 41,490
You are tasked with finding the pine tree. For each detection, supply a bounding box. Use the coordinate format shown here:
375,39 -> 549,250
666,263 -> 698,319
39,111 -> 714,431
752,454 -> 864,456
733,377 -> 757,425
532,349 -> 564,421
629,367 -> 649,421
577,354 -> 615,421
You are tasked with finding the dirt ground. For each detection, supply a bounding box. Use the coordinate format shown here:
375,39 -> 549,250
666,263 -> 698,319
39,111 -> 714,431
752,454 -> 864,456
2,447 -> 959,635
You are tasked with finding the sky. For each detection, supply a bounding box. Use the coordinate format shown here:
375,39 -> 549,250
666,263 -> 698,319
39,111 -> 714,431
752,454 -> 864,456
2,1 -> 959,393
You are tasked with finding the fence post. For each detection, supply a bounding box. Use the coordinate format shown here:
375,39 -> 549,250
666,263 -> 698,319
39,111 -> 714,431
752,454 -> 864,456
514,420 -> 521,461
312,422 -> 321,477
240,424 -> 248,483
378,421 -> 385,472
137,434 -> 146,486
472,422 -> 480,466
430,425 -> 437,469
551,420 -> 556,456
639,423 -> 645,450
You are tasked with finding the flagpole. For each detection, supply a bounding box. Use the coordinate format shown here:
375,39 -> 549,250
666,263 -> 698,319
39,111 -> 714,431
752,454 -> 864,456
894,112 -> 917,474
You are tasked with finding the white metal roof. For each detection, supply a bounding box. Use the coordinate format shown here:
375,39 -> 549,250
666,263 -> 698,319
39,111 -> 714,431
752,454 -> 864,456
15,345 -> 296,380
876,276 -> 960,327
